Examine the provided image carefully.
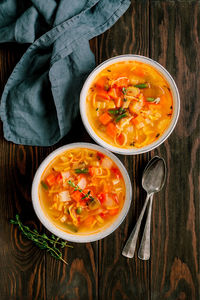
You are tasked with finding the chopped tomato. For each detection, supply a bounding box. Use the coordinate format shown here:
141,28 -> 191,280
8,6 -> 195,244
89,166 -> 95,176
112,77 -> 129,88
97,152 -> 105,159
106,122 -> 117,138
99,112 -> 112,125
98,192 -> 106,204
109,208 -> 119,216
46,173 -> 56,186
111,167 -> 122,179
71,190 -> 82,202
100,213 -> 107,219
116,133 -> 125,145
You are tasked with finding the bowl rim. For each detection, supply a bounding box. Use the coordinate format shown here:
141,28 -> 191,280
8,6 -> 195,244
31,142 -> 132,243
80,54 -> 180,155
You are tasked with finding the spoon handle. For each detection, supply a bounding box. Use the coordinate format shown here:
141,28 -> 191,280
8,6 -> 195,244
122,193 -> 151,258
138,193 -> 154,260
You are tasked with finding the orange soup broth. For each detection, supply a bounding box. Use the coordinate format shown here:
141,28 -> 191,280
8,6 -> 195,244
86,61 -> 173,149
39,148 -> 126,235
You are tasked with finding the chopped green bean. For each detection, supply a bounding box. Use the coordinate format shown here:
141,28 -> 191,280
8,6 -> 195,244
74,168 -> 88,174
134,83 -> 148,88
115,113 -> 127,122
41,181 -> 49,190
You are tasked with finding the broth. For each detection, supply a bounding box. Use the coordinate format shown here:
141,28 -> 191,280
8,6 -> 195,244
39,148 -> 126,235
86,61 -> 173,148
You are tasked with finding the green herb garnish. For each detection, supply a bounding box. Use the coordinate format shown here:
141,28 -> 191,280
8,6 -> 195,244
68,180 -> 95,202
10,215 -> 72,264
96,108 -> 99,111
123,98 -> 127,102
108,108 -> 126,115
74,168 -> 88,174
41,181 -> 49,190
134,83 -> 148,88
115,113 -> 127,122
122,87 -> 127,94
108,109 -> 120,115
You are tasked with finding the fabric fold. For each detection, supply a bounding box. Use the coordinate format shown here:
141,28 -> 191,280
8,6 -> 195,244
0,0 -> 130,146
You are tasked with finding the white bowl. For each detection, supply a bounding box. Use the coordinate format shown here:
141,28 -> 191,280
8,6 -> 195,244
80,54 -> 180,155
31,143 -> 132,243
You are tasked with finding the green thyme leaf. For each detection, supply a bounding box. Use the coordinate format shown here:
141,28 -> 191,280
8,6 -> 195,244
10,215 -> 72,264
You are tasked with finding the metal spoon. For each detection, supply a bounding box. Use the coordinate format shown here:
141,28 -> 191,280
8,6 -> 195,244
122,156 -> 166,258
138,157 -> 166,260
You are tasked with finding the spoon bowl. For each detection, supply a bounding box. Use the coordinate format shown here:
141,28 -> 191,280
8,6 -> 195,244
142,157 -> 166,194
122,156 -> 166,259
138,157 -> 166,260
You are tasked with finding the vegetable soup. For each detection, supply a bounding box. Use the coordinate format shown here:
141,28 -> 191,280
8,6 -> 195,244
86,61 -> 173,148
39,148 -> 126,234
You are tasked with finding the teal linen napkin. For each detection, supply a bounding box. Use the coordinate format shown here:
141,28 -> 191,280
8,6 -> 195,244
0,0 -> 130,146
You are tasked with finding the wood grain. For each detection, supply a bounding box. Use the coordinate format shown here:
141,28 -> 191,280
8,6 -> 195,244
150,1 -> 200,300
0,1 -> 199,300
97,2 -> 151,300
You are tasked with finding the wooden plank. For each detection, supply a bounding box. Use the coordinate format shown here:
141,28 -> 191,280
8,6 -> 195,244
150,1 -> 200,299
96,1 -> 151,300
0,45 -> 46,300
0,42 -> 98,299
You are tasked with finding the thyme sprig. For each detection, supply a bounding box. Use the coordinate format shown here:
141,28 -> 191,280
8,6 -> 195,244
67,180 -> 95,202
10,214 -> 72,264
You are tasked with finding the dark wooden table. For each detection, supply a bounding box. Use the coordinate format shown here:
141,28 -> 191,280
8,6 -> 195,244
0,1 -> 199,299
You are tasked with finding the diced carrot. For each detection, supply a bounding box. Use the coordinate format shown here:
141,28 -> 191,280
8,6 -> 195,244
109,208 -> 119,216
106,122 -> 117,138
56,174 -> 63,185
96,90 -> 110,100
98,192 -> 106,204
84,216 -> 95,227
116,133 -> 125,145
108,88 -> 118,99
112,77 -> 129,88
46,174 -> 56,186
71,190 -> 82,202
99,112 -> 112,125
95,76 -> 108,89
100,213 -> 107,219
114,98 -> 123,108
